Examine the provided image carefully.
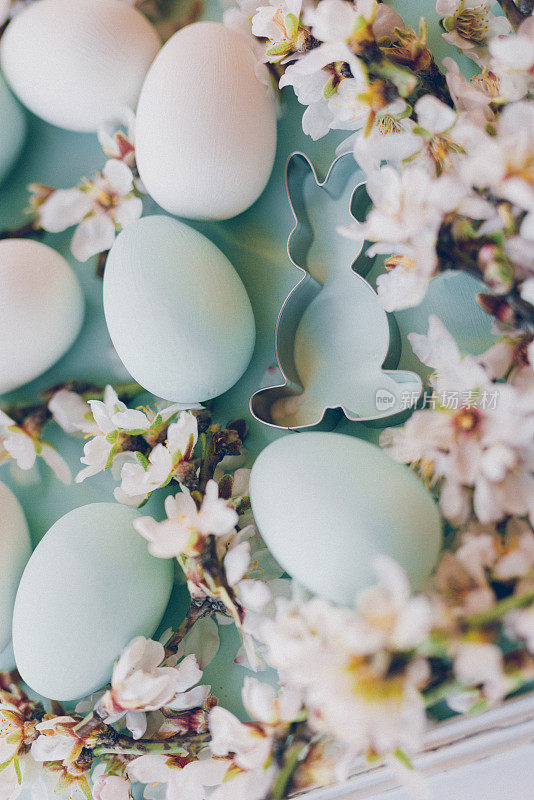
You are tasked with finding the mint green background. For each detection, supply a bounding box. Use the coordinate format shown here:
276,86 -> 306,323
0,0 -> 497,718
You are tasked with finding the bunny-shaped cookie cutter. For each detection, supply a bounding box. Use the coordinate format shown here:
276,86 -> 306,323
250,151 -> 422,431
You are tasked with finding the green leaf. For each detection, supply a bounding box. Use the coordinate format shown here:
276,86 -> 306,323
323,75 -> 337,99
266,41 -> 290,56
285,12 -> 299,38
135,451 -> 150,470
13,757 -> 21,785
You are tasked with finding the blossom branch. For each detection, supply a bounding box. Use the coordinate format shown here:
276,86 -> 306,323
497,0 -> 528,28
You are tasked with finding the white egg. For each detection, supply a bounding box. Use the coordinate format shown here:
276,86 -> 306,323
13,503 -> 174,701
135,21 -> 277,220
104,215 -> 255,402
0,0 -> 160,132
0,482 -> 31,653
250,433 -> 442,605
0,73 -> 25,184
0,239 -> 84,394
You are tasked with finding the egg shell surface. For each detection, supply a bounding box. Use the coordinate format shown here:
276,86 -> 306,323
0,73 -> 25,184
103,215 -> 256,402
0,482 -> 31,653
12,502 -> 174,701
0,0 -> 160,132
250,432 -> 442,605
135,21 -> 277,220
0,239 -> 84,394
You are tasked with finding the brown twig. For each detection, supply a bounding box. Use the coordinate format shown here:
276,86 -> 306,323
164,599 -> 217,656
0,220 -> 43,241
497,0 -> 527,28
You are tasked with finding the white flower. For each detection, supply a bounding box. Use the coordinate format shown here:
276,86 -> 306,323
382,316 -> 534,525
0,411 -> 71,484
356,556 -> 433,651
342,99 -> 420,172
452,642 -> 511,704
128,752 -> 228,800
207,683 -> 289,799
95,637 -> 206,740
260,586 -> 429,759
279,33 -> 369,139
437,0 -> 511,65
443,57 -> 499,124
251,0 -> 307,63
31,716 -> 83,764
241,677 -> 302,725
75,385 -> 149,483
461,101 -> 534,239
37,160 -> 142,262
116,411 -> 198,505
98,107 -> 137,167
47,390 -> 98,435
341,164 -> 466,310
134,480 -> 239,558
92,774 -> 133,800
489,15 -> 534,100
209,707 -> 273,771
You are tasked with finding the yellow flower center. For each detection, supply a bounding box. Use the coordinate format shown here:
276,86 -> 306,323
455,6 -> 490,44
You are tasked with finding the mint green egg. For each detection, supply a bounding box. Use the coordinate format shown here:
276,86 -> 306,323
0,481 -> 31,653
12,503 -> 173,701
0,72 -> 25,184
103,215 -> 256,403
250,433 -> 442,605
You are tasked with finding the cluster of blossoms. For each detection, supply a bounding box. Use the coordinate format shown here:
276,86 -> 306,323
28,109 -> 143,263
233,0 -> 534,330
7,516 -> 534,800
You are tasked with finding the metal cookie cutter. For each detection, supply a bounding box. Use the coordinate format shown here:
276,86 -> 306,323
250,151 -> 422,431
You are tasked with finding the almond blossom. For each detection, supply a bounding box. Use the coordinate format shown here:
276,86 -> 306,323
31,717 -> 86,765
436,0 -> 511,65
128,751 -> 228,800
489,15 -> 534,100
443,57 -> 500,123
94,637 -> 208,740
251,0 -> 309,63
0,410 -> 71,484
92,773 -> 133,800
0,690 -> 40,800
278,0 -> 407,140
33,159 -> 142,263
461,101 -> 534,240
115,411 -> 198,506
341,164 -> 467,310
259,562 -> 431,768
134,480 -> 239,559
381,316 -> 534,524
208,679 -> 302,800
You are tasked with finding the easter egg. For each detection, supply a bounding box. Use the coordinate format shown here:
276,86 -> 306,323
103,215 -> 255,402
135,21 -> 277,220
250,433 -> 442,605
0,0 -> 160,132
0,73 -> 25,184
0,482 -> 31,653
12,503 -> 173,701
0,239 -> 84,394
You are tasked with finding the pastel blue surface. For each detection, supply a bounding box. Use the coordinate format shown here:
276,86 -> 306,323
0,0 -> 496,718
0,73 -> 25,184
